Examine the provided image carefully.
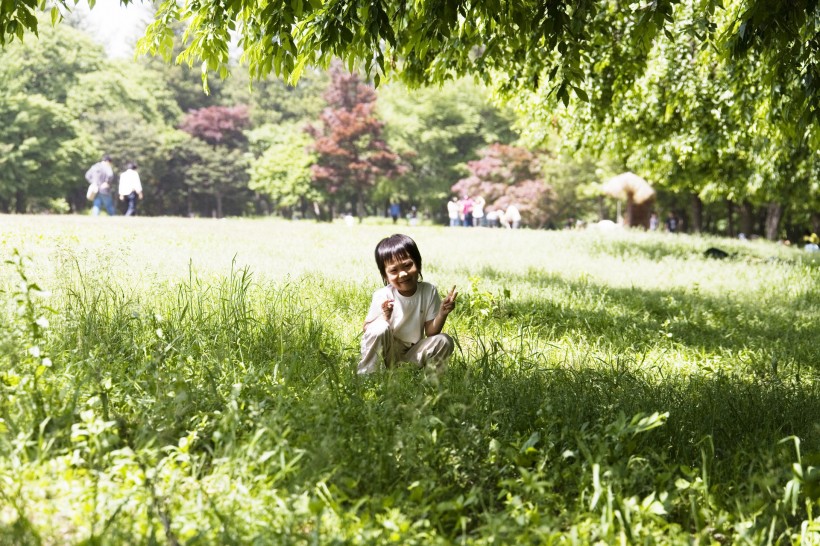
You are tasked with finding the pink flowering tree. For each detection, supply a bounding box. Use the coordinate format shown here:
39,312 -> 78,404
451,144 -> 555,227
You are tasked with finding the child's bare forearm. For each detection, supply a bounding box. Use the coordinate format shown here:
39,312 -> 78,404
426,285 -> 458,336
426,286 -> 457,336
426,314 -> 447,336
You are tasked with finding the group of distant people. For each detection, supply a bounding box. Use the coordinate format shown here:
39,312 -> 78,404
447,195 -> 521,229
85,154 -> 144,216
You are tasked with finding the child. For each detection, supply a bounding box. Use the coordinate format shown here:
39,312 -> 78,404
358,234 -> 458,374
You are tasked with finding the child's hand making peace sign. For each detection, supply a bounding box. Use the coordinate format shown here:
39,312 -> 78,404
440,285 -> 458,316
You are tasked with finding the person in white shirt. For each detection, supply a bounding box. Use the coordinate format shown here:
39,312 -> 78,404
505,204 -> 522,229
118,162 -> 143,216
447,197 -> 460,227
471,196 -> 486,226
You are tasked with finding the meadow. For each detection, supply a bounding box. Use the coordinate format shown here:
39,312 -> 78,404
1,215 -> 819,545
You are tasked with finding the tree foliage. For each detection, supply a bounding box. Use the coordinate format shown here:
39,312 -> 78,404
451,144 -> 555,228
179,105 -> 251,148
225,69 -> 329,127
306,64 -> 403,218
512,0 -> 819,239
248,123 -> 318,216
0,0 -> 816,234
377,78 -> 516,216
5,0 -> 817,132
0,93 -> 93,212
179,106 -> 252,217
0,16 -> 102,212
0,14 -> 104,103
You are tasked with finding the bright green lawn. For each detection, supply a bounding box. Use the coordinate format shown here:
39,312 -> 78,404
1,215 -> 819,544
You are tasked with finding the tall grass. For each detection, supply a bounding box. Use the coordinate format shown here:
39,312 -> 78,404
1,216 -> 819,544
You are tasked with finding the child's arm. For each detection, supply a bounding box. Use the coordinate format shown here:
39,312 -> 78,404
425,285 -> 457,336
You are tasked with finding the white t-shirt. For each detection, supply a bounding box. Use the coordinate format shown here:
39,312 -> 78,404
365,282 -> 441,345
506,205 -> 521,222
118,169 -> 143,196
473,197 -> 485,219
447,200 -> 460,220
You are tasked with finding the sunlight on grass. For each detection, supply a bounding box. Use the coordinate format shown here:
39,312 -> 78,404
1,215 -> 819,544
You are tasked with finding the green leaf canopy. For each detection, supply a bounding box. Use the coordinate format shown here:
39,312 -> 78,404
3,0 -> 817,128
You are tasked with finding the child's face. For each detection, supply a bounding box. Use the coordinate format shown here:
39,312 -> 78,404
384,255 -> 419,296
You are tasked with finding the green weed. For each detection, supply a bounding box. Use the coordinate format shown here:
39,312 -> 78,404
1,218 -> 819,544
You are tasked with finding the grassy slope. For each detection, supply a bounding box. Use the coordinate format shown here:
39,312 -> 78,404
1,215 -> 819,544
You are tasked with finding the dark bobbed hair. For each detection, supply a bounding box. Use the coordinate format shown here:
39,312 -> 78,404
375,234 -> 423,284
127,161 -> 138,170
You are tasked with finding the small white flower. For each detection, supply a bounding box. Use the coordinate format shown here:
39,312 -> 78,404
28,346 -> 41,358
35,317 -> 50,329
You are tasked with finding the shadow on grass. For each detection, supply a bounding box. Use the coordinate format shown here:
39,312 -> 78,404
280,351 -> 820,525
463,264 -> 819,373
577,232 -> 820,265
4,270 -> 818,543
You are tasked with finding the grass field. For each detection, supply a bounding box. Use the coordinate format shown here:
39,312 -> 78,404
1,215 -> 819,544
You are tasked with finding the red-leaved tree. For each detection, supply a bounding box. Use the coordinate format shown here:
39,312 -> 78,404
306,64 -> 403,220
179,105 -> 251,217
179,105 -> 250,147
451,144 -> 556,228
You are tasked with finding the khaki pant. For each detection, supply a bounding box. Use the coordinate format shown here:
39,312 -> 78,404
358,320 -> 454,374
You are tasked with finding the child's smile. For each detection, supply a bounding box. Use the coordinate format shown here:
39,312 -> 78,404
384,257 -> 419,296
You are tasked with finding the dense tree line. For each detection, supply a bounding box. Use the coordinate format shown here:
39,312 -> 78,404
513,0 -> 819,240
0,3 -> 817,239
0,15 -> 520,221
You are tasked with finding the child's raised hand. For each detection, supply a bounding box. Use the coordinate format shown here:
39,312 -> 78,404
382,297 -> 394,320
441,285 -> 458,315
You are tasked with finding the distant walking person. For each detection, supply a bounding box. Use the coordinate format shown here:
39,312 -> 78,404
447,197 -> 460,227
118,162 -> 143,216
389,201 -> 401,224
649,212 -> 659,231
664,212 -> 678,233
460,195 -> 474,227
86,154 -> 115,216
472,196 -> 486,227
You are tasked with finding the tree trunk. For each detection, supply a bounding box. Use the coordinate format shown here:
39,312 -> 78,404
297,196 -> 307,219
356,191 -> 365,222
690,194 -> 703,233
15,189 -> 26,213
764,202 -> 784,241
725,199 -> 735,238
255,192 -> 270,215
598,196 -> 605,221
215,191 -> 223,219
811,212 -> 820,235
187,188 -> 194,217
739,201 -> 754,237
